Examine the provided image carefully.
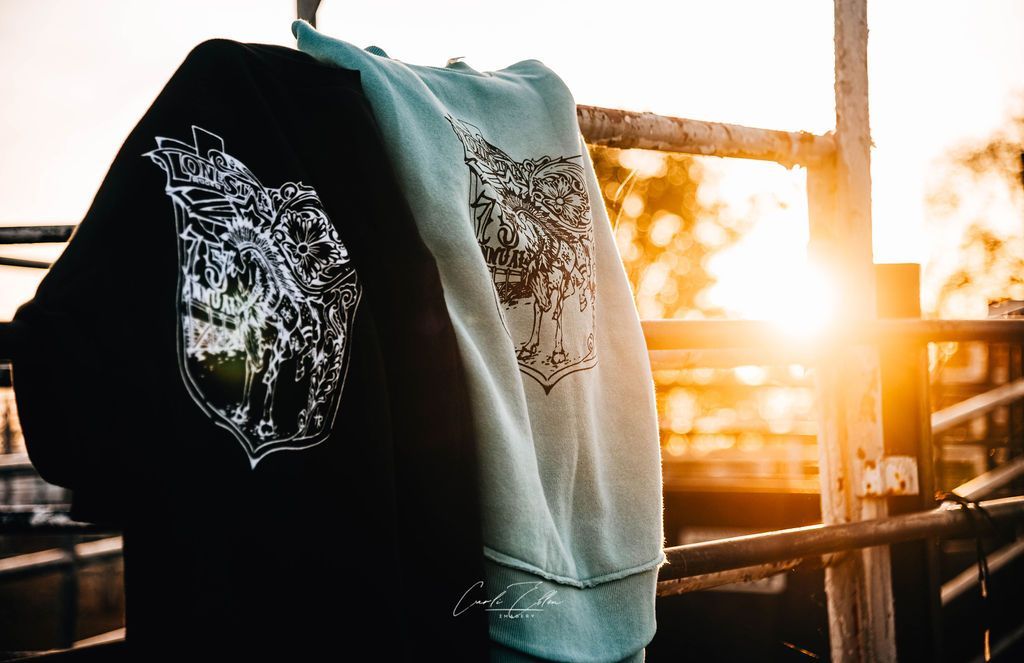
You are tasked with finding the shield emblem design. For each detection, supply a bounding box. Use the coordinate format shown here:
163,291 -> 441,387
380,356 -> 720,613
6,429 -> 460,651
445,114 -> 598,394
143,125 -> 361,468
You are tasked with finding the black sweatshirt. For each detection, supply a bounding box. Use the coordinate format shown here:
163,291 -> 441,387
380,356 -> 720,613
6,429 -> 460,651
9,38 -> 489,661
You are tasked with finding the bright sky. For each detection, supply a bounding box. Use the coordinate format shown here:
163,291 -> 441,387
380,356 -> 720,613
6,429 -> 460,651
1,0 -> 1021,320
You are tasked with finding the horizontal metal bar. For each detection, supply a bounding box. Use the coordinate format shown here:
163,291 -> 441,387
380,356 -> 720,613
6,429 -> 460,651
4,495 -> 1020,592
577,105 -> 834,169
0,536 -> 122,581
0,453 -> 34,473
18,639 -> 125,660
0,255 -> 51,269
932,379 -> 1024,434
663,473 -> 821,495
941,536 -> 1024,605
0,225 -> 73,244
944,455 -> 1024,503
657,495 -> 1024,581
648,347 -> 817,369
664,421 -> 816,437
657,551 -> 849,596
74,628 -> 125,649
0,505 -> 116,534
0,547 -> 70,580
641,318 -> 1024,351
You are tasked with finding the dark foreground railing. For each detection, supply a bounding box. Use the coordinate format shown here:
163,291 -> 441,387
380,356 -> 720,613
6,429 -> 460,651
1,495 -> 1019,588
658,495 -> 1023,583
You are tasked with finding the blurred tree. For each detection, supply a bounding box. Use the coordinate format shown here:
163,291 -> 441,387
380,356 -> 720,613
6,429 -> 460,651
924,92 -> 1024,320
586,144 -> 742,320
585,144 -> 798,466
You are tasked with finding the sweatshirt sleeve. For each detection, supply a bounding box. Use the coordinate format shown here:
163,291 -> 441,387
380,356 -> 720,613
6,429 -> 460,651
10,204 -> 130,526
7,42 -> 225,527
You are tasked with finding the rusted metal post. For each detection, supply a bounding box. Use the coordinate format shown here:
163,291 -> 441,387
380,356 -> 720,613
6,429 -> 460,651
807,0 -> 898,660
296,0 -> 321,28
576,105 -> 834,169
875,264 -> 943,660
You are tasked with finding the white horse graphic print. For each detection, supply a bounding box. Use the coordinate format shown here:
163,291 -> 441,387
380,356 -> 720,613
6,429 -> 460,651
144,125 -> 361,468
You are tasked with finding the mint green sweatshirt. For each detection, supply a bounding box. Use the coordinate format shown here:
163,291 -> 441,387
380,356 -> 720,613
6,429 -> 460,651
291,20 -> 666,662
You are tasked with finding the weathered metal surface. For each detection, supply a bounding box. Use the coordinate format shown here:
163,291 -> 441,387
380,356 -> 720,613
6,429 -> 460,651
857,455 -> 920,497
0,535 -> 122,580
656,551 -> 850,597
0,225 -> 73,244
945,455 -> 1024,503
0,453 -> 34,473
0,505 -> 115,534
0,255 -> 51,269
657,494 -> 1024,581
577,104 -> 834,169
73,627 -> 126,648
875,262 -> 942,661
932,378 -> 1024,434
805,2 -> 899,658
296,0 -> 321,27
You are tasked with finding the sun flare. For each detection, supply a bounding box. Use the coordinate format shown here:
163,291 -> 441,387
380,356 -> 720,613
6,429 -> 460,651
703,207 -> 838,339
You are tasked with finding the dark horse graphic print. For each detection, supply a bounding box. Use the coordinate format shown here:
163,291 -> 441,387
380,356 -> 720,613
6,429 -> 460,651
446,114 -> 597,393
144,125 -> 361,468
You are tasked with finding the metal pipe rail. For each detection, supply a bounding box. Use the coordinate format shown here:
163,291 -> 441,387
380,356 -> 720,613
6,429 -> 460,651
0,256 -> 51,269
0,506 -> 113,534
0,225 -> 73,245
657,551 -> 851,597
641,318 -> 1024,351
576,105 -> 833,169
932,378 -> 1024,434
0,453 -> 35,474
657,495 -> 1024,582
2,496 -> 1020,585
946,455 -> 1024,502
941,536 -> 1024,606
0,107 -> 835,255
0,536 -> 122,582
658,450 -> 1024,594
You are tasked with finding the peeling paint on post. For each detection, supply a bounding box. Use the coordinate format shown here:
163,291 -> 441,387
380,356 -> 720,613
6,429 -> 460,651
576,104 -> 834,169
807,0 -> 898,660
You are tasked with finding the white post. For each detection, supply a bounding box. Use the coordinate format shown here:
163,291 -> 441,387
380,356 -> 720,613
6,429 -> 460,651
806,0 -> 898,660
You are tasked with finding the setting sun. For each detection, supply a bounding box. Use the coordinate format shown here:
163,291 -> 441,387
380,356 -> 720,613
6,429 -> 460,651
690,159 -> 838,336
706,238 -> 838,337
